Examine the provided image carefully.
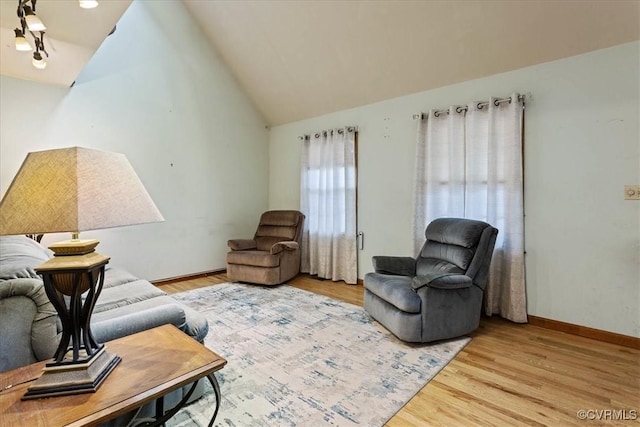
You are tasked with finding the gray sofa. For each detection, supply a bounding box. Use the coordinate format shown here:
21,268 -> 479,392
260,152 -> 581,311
0,235 -> 209,423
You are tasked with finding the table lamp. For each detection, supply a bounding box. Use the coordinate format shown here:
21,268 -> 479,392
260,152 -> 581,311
0,147 -> 164,398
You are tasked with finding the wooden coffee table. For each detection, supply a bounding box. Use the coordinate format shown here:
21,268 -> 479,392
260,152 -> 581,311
0,324 -> 227,426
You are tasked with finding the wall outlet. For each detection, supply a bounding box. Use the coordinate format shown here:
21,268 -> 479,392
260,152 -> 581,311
624,185 -> 640,200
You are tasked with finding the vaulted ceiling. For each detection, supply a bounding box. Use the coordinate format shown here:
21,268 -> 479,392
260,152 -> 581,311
1,0 -> 638,126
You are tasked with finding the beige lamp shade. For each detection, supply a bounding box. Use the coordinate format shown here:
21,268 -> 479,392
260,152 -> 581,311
0,147 -> 164,236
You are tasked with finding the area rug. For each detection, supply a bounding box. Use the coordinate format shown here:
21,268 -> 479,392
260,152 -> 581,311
168,283 -> 469,427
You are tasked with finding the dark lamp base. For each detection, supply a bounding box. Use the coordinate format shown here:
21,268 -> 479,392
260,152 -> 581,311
22,348 -> 121,400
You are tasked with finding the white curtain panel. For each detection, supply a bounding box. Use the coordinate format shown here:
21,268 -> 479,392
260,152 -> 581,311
300,127 -> 358,284
413,93 -> 526,323
413,106 -> 466,252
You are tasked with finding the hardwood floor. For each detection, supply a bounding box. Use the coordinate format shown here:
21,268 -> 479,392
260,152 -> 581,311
158,274 -> 640,426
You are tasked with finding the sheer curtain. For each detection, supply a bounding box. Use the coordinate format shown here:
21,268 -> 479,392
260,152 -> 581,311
413,106 -> 466,252
413,93 -> 526,323
300,127 -> 357,284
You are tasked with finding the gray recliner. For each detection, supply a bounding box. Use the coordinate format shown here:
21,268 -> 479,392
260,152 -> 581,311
364,218 -> 498,343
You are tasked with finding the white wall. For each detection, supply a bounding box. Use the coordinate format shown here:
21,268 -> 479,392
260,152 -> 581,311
269,42 -> 640,337
0,1 -> 269,280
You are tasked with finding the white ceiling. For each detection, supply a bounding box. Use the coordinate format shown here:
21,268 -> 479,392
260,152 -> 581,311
1,1 -> 638,125
183,0 -> 640,125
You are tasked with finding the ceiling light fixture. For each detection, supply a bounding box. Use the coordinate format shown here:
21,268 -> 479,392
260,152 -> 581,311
14,0 -> 98,70
13,28 -> 32,51
32,51 -> 46,69
22,4 -> 45,31
79,0 -> 99,9
15,0 -> 47,69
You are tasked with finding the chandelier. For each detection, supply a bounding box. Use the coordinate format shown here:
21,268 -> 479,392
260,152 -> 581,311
14,0 -> 99,70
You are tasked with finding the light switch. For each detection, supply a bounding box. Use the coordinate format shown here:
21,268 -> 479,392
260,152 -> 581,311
624,185 -> 640,200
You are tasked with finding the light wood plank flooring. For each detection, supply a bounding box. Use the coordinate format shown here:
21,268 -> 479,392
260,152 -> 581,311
158,274 -> 640,426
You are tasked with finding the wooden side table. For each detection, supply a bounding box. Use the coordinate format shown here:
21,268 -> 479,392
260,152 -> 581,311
0,324 -> 227,426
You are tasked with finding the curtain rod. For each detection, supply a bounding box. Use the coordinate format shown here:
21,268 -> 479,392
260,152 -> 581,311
298,126 -> 358,141
412,93 -> 528,120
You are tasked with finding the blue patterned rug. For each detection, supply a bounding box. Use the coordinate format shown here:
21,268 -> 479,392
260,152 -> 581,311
169,283 -> 469,426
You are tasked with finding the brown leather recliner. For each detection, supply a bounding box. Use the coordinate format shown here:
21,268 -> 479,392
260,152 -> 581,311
226,210 -> 305,286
